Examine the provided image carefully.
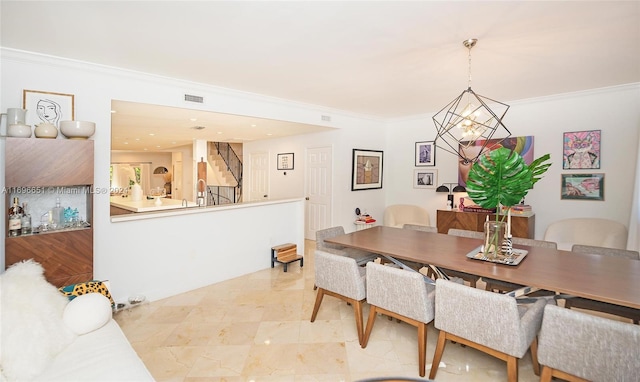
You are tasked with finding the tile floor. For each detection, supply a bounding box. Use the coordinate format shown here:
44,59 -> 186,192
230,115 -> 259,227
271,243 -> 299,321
114,240 -> 570,381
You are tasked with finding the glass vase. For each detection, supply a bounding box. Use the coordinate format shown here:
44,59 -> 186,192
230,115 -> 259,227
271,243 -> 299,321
483,220 -> 506,259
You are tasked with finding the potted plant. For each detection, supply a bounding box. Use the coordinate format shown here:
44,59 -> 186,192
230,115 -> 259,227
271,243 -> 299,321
465,147 -> 551,257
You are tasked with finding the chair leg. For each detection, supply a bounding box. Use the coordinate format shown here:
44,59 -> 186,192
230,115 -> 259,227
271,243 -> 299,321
539,366 -> 553,382
506,356 -> 518,382
418,322 -> 427,377
353,300 -> 364,347
362,306 -> 378,348
530,337 -> 540,376
428,330 -> 447,379
310,288 -> 325,322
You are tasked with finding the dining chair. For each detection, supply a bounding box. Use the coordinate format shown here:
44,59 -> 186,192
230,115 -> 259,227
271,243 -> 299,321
362,261 -> 435,377
538,304 -> 640,381
483,238 -> 558,294
443,228 -> 483,287
429,279 -> 546,382
315,226 -> 378,265
311,250 -> 367,346
383,204 -> 430,228
402,223 -> 437,233
543,218 -> 628,250
563,244 -> 640,324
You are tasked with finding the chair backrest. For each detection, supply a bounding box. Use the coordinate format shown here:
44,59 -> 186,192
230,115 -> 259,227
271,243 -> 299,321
511,237 -> 557,249
447,228 -> 484,239
383,205 -> 430,228
314,250 -> 366,300
538,304 -> 640,381
571,244 -> 639,260
434,278 -> 543,357
402,223 -> 437,233
543,218 -> 628,250
316,226 -> 346,252
366,262 -> 435,323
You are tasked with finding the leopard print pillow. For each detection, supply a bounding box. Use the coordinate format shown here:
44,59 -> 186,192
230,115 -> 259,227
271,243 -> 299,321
59,280 -> 115,307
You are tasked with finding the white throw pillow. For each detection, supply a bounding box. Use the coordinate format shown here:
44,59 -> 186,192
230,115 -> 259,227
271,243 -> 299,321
63,293 -> 113,335
0,260 -> 77,380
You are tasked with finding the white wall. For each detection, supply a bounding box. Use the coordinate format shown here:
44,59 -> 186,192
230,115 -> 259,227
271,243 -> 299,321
0,48 -> 383,301
2,48 -> 638,303
384,85 -> 640,239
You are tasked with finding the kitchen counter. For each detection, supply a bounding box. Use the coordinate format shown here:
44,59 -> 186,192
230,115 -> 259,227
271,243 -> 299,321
110,196 -> 197,212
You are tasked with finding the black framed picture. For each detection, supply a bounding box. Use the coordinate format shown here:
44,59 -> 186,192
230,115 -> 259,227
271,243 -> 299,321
415,141 -> 435,166
277,153 -> 294,170
561,173 -> 604,200
351,149 -> 383,191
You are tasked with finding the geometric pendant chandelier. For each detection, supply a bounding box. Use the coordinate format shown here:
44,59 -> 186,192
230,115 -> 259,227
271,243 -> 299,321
432,39 -> 511,165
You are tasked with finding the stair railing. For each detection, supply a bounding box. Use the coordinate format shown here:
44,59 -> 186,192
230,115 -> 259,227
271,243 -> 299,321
213,142 -> 243,201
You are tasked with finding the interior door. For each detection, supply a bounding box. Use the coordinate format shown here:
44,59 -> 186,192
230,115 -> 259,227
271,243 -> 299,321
305,146 -> 332,240
249,151 -> 269,201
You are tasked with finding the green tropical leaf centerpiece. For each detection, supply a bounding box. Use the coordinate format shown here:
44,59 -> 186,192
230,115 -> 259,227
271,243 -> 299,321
466,147 -> 551,256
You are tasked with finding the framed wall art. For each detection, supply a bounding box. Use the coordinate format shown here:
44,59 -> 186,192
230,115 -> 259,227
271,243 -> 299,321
458,135 -> 535,186
563,130 -> 601,169
415,141 -> 436,166
413,169 -> 437,189
23,89 -> 75,128
277,153 -> 294,170
351,149 -> 383,191
560,173 -> 604,200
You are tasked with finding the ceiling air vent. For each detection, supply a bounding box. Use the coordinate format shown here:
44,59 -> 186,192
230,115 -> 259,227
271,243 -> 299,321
321,115 -> 331,122
184,94 -> 204,103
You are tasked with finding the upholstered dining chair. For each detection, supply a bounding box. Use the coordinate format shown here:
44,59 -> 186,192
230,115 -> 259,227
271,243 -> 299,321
429,279 -> 546,382
483,238 -> 558,294
311,250 -> 367,346
316,226 -> 378,265
383,204 -> 430,228
563,244 -> 640,324
543,218 -> 628,250
443,228 -> 483,287
362,262 -> 435,377
538,304 -> 640,381
402,223 -> 437,233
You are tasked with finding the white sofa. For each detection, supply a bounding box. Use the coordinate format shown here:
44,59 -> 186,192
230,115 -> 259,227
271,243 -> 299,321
0,260 -> 153,381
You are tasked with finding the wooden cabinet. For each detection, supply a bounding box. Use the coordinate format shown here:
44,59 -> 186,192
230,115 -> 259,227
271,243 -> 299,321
436,209 -> 535,239
4,137 -> 94,287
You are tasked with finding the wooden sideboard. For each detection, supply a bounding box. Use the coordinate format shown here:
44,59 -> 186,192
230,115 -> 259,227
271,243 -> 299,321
436,209 -> 535,239
5,137 -> 94,287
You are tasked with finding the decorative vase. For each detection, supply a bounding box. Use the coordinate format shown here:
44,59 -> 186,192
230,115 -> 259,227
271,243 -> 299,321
483,220 -> 506,259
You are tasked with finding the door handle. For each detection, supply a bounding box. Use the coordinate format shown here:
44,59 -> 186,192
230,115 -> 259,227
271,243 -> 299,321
305,197 -> 310,200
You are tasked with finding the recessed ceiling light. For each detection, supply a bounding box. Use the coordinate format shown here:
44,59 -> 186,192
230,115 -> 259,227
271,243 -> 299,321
217,131 -> 223,134
135,138 -> 140,141
266,133 -> 273,136
124,142 -> 128,145
251,124 -> 257,127
149,133 -> 155,136
190,117 -> 197,122
156,145 -> 161,148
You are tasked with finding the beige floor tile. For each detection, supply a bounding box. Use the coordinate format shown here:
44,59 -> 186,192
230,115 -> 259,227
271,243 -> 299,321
116,239 -> 556,382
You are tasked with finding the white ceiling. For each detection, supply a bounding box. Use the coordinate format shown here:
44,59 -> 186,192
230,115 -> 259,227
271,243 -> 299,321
2,1 -> 639,150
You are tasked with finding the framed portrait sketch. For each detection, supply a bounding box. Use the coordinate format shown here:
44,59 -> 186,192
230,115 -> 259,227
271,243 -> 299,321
277,153 -> 294,170
23,90 -> 75,128
351,149 -> 383,191
563,130 -> 601,169
415,141 -> 436,166
413,169 -> 437,189
561,173 -> 604,200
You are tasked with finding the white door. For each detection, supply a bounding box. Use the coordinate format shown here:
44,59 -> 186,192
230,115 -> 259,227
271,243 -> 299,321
249,152 -> 269,201
305,146 -> 332,240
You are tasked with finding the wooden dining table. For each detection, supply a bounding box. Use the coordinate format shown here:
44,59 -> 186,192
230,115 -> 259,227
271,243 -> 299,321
324,226 -> 640,309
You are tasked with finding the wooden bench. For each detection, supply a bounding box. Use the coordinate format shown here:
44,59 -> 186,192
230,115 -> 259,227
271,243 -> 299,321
271,243 -> 303,272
